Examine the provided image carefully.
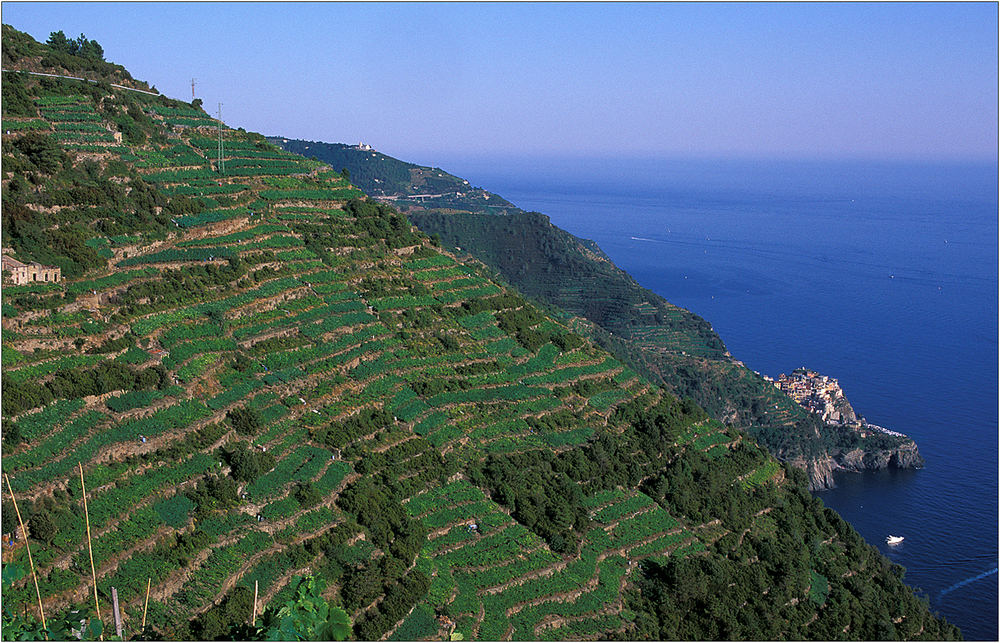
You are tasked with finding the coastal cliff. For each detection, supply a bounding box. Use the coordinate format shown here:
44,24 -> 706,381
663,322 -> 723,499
801,440 -> 925,491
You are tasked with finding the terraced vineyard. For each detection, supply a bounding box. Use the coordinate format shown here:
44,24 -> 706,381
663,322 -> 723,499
396,481 -> 711,641
1,27 -> 959,642
0,61 -> 682,638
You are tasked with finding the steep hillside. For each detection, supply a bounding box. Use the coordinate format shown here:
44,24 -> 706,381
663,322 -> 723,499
1,27 -> 956,641
273,137 -> 924,490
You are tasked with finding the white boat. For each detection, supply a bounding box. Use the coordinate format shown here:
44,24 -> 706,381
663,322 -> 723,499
886,535 -> 904,545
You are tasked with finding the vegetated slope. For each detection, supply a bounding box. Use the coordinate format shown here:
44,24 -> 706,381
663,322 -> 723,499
269,138 -> 518,214
274,137 -> 923,490
0,27 -> 956,641
1,24 -> 153,95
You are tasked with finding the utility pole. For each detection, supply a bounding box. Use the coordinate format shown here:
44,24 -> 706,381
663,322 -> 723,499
191,78 -> 197,100
217,103 -> 224,175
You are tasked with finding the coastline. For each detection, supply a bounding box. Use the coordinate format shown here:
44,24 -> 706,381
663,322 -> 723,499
800,439 -> 924,491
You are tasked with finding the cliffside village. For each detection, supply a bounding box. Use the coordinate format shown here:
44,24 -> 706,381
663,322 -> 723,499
762,367 -> 907,438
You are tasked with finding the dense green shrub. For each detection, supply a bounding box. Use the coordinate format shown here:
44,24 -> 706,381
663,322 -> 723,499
224,443 -> 276,483
226,406 -> 262,436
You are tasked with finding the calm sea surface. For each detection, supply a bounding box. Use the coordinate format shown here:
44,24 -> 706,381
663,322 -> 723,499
433,155 -> 998,640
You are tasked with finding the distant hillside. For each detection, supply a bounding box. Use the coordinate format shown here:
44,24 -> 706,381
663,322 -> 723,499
268,138 -> 518,214
1,26 -> 956,642
273,137 -> 923,489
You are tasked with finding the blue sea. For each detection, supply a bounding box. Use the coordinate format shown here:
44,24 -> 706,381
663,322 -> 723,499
433,155 -> 998,640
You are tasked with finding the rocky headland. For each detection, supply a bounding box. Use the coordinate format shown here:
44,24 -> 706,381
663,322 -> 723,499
797,440 -> 925,491
771,368 -> 924,490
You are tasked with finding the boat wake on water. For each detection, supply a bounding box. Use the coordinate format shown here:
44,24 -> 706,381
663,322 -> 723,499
938,567 -> 998,599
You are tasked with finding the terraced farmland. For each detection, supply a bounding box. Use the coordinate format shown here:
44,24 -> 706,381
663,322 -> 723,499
398,481 -> 710,642
1,28 -> 960,642
400,481 -> 708,640
1,67 -> 682,639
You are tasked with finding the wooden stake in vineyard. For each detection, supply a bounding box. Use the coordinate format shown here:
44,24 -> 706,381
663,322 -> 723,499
79,463 -> 103,640
251,580 -> 258,627
3,474 -> 47,638
141,577 -> 151,630
111,587 -> 123,639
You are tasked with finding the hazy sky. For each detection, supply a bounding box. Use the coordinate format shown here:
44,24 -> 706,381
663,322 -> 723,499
2,2 -> 997,164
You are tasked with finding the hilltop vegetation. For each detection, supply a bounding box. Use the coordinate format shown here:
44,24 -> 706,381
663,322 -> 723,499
2,24 -> 150,93
1,26 -> 957,641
